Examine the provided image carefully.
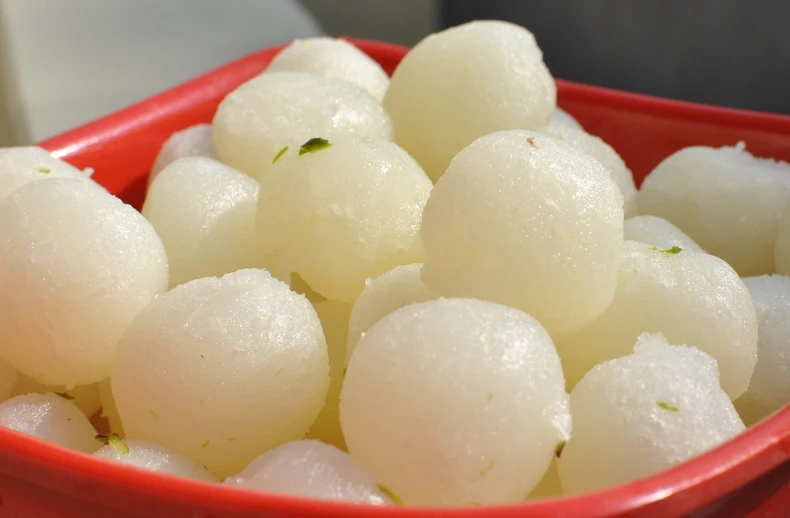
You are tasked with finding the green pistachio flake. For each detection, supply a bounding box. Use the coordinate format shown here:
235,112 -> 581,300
657,401 -> 679,412
272,145 -> 289,164
555,441 -> 566,458
650,246 -> 682,254
55,392 -> 74,400
376,483 -> 403,505
36,167 -> 51,174
96,433 -> 129,457
298,137 -> 332,156
486,392 -> 494,403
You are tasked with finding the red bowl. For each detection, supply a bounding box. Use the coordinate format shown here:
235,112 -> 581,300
0,39 -> 788,518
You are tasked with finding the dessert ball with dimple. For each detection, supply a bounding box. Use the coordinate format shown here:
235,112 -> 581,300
258,138 -> 432,303
421,130 -> 623,339
149,124 -> 217,184
10,375 -> 101,417
93,439 -> 218,482
735,275 -> 790,425
557,241 -> 757,399
341,298 -> 571,506
346,263 -> 437,364
623,215 -> 704,252
383,20 -> 556,181
558,333 -> 745,495
111,269 -> 329,479
0,393 -> 98,453
0,146 -> 92,201
0,359 -> 16,403
143,157 -> 262,288
213,72 -> 392,181
537,124 -> 637,217
265,37 -> 390,101
549,108 -> 583,131
0,178 -> 169,386
225,440 -> 390,504
638,143 -> 790,276
305,300 -> 352,450
98,378 -> 124,435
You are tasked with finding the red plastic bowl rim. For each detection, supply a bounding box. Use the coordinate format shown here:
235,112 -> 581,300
0,38 -> 787,517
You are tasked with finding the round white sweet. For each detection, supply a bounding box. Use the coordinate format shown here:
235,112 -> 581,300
111,269 -> 329,479
346,263 -> 437,364
265,37 -> 390,101
0,178 -> 169,386
340,298 -> 571,506
10,375 -> 101,417
93,439 -> 218,482
0,146 -> 92,201
383,20 -> 556,181
0,393 -> 98,453
149,124 -> 218,185
225,439 -> 389,504
623,215 -> 704,252
558,333 -> 745,495
143,157 -> 262,288
548,107 -> 583,131
638,143 -> 790,276
257,138 -> 432,303
557,241 -> 758,399
421,130 -> 623,339
213,72 -> 392,181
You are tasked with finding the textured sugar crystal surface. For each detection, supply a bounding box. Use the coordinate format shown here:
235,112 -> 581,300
340,298 -> 571,506
143,157 -> 263,288
421,130 -> 623,339
93,439 -> 218,482
537,124 -> 637,217
225,439 -> 389,504
111,269 -> 329,479
638,144 -> 790,276
623,215 -> 704,252
383,20 -> 556,181
735,275 -> 790,425
548,107 -> 583,131
149,124 -> 218,184
558,241 -> 758,399
257,138 -> 432,303
213,72 -> 392,181
10,375 -> 101,417
0,178 -> 169,386
346,263 -> 437,364
0,393 -> 98,453
265,37 -> 390,102
0,146 -> 93,201
558,333 -> 745,495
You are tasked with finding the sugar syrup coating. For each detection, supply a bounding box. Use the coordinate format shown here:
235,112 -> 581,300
149,124 -> 218,184
623,215 -> 704,252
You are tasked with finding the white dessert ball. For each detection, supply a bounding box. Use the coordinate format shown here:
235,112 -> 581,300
549,107 -> 583,131
98,378 -> 124,435
10,375 -> 101,417
383,20 -> 556,181
623,215 -> 704,252
265,37 -> 390,101
0,359 -> 16,403
213,72 -> 392,181
0,178 -> 169,386
735,275 -> 790,425
111,269 -> 329,479
257,138 -> 432,303
0,393 -> 98,453
0,146 -> 92,201
638,143 -> 790,276
142,157 -> 262,288
225,439 -> 390,504
305,300 -> 352,450
421,130 -> 623,339
346,263 -> 437,364
341,298 -> 571,506
93,438 -> 218,482
557,241 -> 758,399
149,124 -> 217,185
537,124 -> 637,217
558,333 -> 745,495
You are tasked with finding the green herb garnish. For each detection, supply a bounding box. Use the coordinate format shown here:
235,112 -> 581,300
96,433 -> 129,457
55,392 -> 74,400
298,138 -> 332,156
650,246 -> 682,254
657,401 -> 679,412
555,441 -> 566,458
376,483 -> 403,505
272,145 -> 289,164
36,167 -> 51,174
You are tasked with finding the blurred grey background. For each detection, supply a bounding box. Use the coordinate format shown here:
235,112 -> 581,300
1,0 -> 786,146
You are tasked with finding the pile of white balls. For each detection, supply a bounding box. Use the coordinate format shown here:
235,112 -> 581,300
0,20 -> 788,507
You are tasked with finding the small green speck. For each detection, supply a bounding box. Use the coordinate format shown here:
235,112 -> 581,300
36,167 -> 51,174
55,392 -> 74,400
486,393 -> 494,403
272,145 -> 289,164
480,461 -> 495,477
201,440 -> 210,449
96,433 -> 129,457
657,401 -> 679,412
298,137 -> 332,156
149,409 -> 159,419
376,483 -> 403,505
651,246 -> 682,254
555,441 -> 566,458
